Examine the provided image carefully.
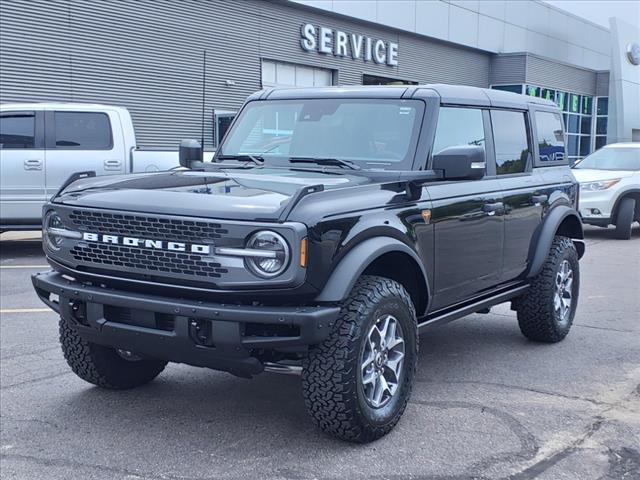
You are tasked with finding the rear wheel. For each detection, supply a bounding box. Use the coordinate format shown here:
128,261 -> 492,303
516,236 -> 579,343
614,197 -> 636,240
59,317 -> 167,389
302,275 -> 418,443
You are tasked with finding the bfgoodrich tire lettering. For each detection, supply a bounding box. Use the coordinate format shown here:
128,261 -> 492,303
614,197 -> 636,240
301,275 -> 418,443
59,317 -> 167,389
516,236 -> 579,343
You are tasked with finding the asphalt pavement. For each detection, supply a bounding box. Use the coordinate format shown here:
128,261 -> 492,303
1,227 -> 639,480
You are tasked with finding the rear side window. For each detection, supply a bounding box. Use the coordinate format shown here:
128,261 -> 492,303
54,112 -> 112,149
535,111 -> 566,164
0,112 -> 35,149
491,110 -> 530,175
433,107 -> 485,155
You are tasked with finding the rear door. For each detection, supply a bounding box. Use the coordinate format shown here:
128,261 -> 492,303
44,110 -> 125,198
0,110 -> 46,225
492,109 -> 544,281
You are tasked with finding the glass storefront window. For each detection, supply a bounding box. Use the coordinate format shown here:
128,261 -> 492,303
580,136 -> 591,156
581,96 -> 592,115
541,88 -> 555,102
567,135 -> 579,157
595,136 -> 607,150
569,94 -> 580,114
567,114 -> 580,134
556,91 -> 567,111
526,85 -> 540,97
580,116 -> 592,135
491,85 -> 523,94
596,117 -> 608,135
597,97 -> 609,116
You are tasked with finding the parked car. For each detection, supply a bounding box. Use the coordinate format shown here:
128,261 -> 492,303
572,143 -> 640,239
32,85 -> 584,442
0,103 -> 212,231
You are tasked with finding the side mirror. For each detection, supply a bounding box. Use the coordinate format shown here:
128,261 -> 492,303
179,139 -> 203,169
432,145 -> 485,180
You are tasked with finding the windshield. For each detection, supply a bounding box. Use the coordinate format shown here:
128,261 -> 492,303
573,147 -> 640,171
219,99 -> 424,168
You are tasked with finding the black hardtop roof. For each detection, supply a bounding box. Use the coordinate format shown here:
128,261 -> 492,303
248,84 -> 557,109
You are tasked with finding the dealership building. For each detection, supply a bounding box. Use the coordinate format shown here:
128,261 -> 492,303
1,0 -> 638,160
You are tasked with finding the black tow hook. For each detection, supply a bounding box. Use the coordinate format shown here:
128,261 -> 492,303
189,319 -> 215,347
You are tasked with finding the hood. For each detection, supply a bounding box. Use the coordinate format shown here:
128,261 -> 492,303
571,168 -> 637,183
55,168 -> 373,221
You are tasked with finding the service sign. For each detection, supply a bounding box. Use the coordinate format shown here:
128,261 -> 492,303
300,23 -> 398,66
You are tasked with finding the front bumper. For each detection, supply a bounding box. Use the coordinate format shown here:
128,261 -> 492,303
578,189 -> 616,225
32,270 -> 340,377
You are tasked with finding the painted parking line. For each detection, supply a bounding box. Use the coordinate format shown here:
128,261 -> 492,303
1,308 -> 51,314
0,265 -> 48,269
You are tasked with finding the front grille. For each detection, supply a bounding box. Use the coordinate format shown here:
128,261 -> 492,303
68,210 -> 229,243
71,243 -> 227,278
66,209 -> 232,281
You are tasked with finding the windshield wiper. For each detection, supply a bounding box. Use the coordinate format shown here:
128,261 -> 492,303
216,154 -> 265,166
289,157 -> 360,170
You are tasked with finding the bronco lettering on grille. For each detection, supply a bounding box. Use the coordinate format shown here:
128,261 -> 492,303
82,232 -> 211,254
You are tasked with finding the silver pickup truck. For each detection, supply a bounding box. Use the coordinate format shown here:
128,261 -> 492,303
0,103 -> 211,231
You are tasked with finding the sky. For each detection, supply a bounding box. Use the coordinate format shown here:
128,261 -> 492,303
544,1 -> 640,29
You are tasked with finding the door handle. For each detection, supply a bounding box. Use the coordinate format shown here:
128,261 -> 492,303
482,202 -> 504,216
104,159 -> 122,170
531,194 -> 548,205
24,159 -> 43,170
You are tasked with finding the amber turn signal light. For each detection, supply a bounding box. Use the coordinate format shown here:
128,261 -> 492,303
300,238 -> 308,267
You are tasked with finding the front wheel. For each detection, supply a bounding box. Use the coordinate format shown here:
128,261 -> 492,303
614,197 -> 636,240
302,275 -> 418,443
516,236 -> 580,343
59,317 -> 167,389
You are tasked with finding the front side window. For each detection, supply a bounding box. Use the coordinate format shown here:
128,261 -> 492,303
432,107 -> 485,156
535,111 -> 565,163
0,112 -> 35,149
491,110 -> 530,175
220,99 -> 424,167
54,112 -> 112,149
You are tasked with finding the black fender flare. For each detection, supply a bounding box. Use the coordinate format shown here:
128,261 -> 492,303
314,237 -> 430,314
527,205 -> 584,278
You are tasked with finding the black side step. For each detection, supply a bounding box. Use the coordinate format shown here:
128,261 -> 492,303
417,284 -> 529,333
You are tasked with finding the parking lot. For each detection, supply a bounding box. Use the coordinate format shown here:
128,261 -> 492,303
1,227 -> 638,480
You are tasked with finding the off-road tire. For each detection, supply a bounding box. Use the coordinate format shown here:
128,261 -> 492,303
516,236 -> 579,343
301,275 -> 418,443
59,317 -> 167,389
614,197 -> 636,240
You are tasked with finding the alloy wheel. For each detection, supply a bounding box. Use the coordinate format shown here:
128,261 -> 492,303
554,260 -> 573,324
361,314 -> 405,408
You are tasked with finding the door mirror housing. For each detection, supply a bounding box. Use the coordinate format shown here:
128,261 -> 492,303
432,145 -> 485,180
179,139 -> 203,169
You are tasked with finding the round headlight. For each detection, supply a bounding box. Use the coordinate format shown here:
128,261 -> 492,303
44,211 -> 64,251
245,230 -> 290,278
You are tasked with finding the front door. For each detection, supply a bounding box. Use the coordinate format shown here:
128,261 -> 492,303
426,106 -> 504,310
0,110 -> 46,226
44,110 -> 125,199
429,180 -> 504,310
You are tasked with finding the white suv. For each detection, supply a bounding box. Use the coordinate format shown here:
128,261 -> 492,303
572,143 -> 640,239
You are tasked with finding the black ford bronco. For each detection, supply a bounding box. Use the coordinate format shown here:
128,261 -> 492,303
33,85 -> 585,442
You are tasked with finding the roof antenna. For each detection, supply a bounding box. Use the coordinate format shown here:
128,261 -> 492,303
200,49 -> 207,149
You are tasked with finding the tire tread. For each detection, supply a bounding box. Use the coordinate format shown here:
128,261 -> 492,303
302,275 -> 417,442
516,236 -> 579,343
59,318 -> 166,389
